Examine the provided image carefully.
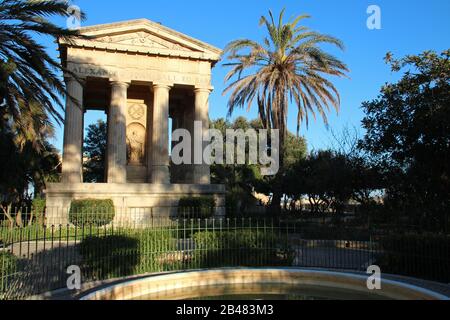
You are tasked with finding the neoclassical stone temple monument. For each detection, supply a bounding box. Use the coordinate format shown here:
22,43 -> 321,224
45,19 -> 225,222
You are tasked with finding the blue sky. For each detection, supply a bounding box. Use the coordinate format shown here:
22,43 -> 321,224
44,0 -> 450,152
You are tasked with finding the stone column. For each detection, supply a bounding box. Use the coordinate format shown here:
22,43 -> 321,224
61,77 -> 84,184
107,81 -> 130,183
183,96 -> 196,184
151,83 -> 171,184
194,87 -> 211,184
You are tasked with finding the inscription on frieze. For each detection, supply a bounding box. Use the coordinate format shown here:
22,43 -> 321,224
70,66 -> 118,78
71,65 -> 210,86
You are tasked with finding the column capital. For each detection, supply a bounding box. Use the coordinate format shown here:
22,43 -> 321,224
110,80 -> 130,88
194,86 -> 214,94
152,82 -> 173,91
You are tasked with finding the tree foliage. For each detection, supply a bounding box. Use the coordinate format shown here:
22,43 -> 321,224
359,50 -> 450,229
0,0 -> 86,148
210,117 -> 307,215
0,124 -> 60,226
83,120 -> 107,183
210,117 -> 265,214
0,127 -> 60,203
284,150 -> 378,215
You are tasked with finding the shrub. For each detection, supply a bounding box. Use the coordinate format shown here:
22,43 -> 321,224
79,235 -> 139,279
178,196 -> 216,219
69,199 -> 115,227
32,197 -> 46,224
193,229 -> 294,268
225,187 -> 263,217
32,198 -> 46,213
79,229 -> 177,280
376,234 -> 450,283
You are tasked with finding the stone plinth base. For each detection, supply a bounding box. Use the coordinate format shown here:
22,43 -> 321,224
45,183 -> 226,226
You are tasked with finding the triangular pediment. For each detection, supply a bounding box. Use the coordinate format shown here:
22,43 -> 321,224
94,30 -> 194,52
59,19 -> 221,62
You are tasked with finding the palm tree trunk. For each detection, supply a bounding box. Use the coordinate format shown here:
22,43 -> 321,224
270,134 -> 285,215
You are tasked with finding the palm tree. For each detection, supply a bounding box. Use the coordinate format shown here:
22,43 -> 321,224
0,0 -> 85,149
222,9 -> 348,211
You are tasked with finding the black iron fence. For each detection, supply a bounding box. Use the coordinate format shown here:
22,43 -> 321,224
1,209 -> 449,300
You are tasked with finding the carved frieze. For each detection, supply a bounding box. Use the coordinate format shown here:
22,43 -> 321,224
95,31 -> 191,52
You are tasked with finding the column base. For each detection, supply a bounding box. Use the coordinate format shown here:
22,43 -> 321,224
61,172 -> 83,184
151,165 -> 170,184
107,166 -> 127,184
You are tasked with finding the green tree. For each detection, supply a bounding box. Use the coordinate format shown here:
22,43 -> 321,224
328,126 -> 383,206
284,131 -> 308,168
0,0 -> 85,147
83,120 -> 107,183
359,50 -> 450,230
210,118 -> 263,214
285,150 -> 353,214
284,146 -> 382,217
0,125 -> 60,226
222,8 -> 348,211
210,117 -> 307,215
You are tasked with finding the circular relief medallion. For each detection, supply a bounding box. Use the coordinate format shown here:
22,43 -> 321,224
128,104 -> 145,120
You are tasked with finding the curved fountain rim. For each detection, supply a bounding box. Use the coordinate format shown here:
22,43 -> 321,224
79,268 -> 450,301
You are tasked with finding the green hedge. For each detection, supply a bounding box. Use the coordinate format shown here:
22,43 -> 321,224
32,198 -> 46,224
376,234 -> 450,283
32,198 -> 46,214
78,227 -> 294,281
79,229 -> 177,280
178,196 -> 216,219
69,199 -> 115,227
193,229 -> 294,268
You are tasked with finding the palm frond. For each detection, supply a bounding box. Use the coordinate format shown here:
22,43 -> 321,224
0,0 -> 86,149
222,7 -> 349,157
